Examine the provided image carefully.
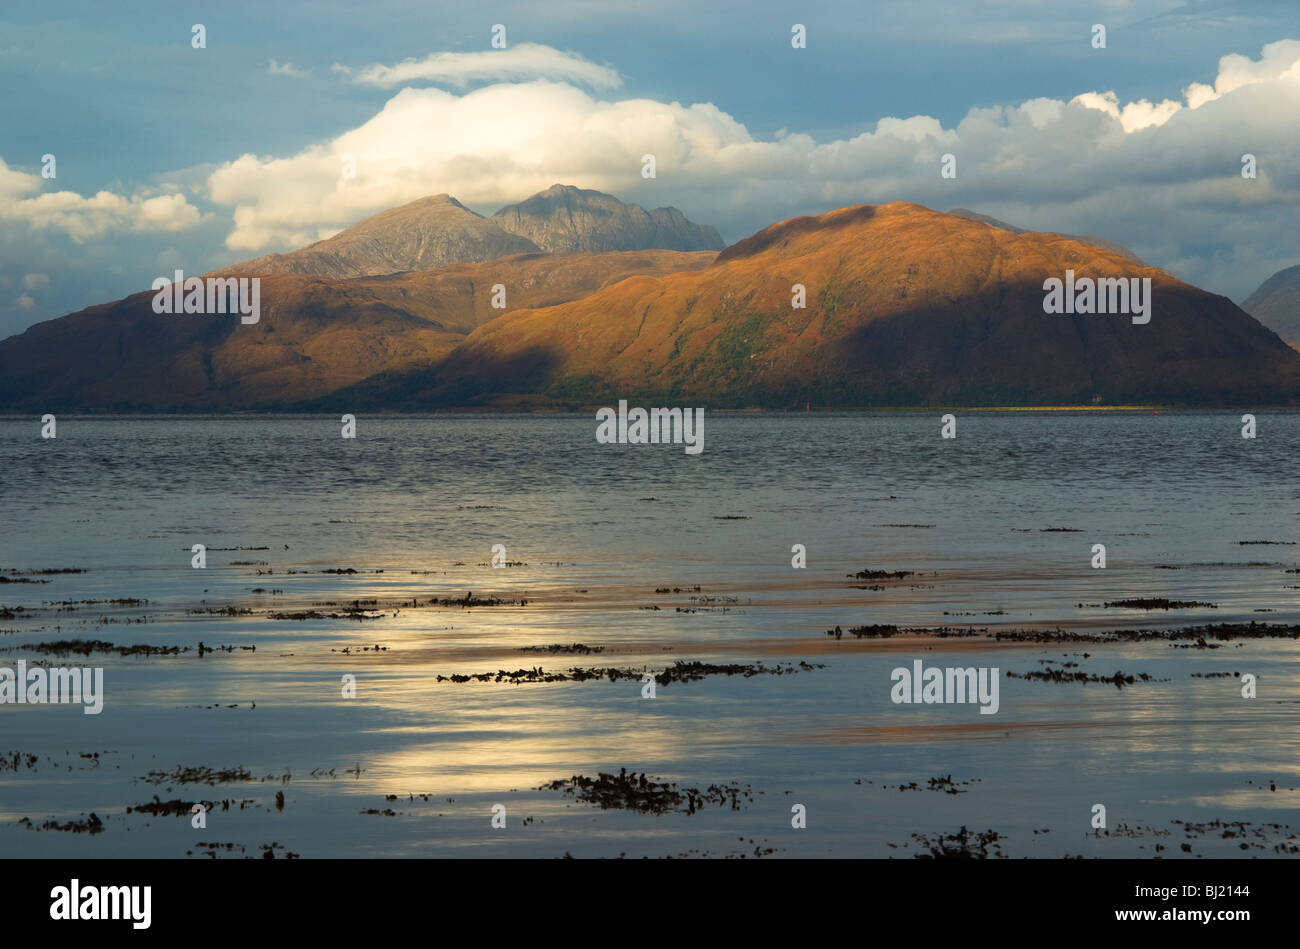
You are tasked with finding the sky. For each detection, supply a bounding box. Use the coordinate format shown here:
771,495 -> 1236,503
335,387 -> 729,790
1,0 -> 1298,339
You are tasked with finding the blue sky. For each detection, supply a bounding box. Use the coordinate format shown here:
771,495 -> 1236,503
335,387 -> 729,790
1,0 -> 1298,338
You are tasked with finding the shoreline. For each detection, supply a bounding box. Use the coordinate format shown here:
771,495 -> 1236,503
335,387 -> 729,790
0,404 -> 1284,417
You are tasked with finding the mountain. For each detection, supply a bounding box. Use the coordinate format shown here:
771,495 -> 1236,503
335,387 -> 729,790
948,209 -> 1146,265
6,198 -> 1295,411
1241,264 -> 1300,350
215,195 -> 542,279
217,186 -> 725,280
333,202 -> 1300,408
0,250 -> 715,411
492,184 -> 725,253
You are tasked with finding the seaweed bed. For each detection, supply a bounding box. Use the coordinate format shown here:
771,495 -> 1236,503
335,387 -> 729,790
539,768 -> 753,814
435,659 -> 823,685
847,568 -> 915,580
139,766 -> 253,786
865,775 -> 981,795
518,643 -> 604,655
1007,669 -> 1163,688
902,826 -> 1005,859
1,639 -> 253,657
1099,598 -> 1217,610
1090,818 -> 1300,855
127,796 -> 256,816
19,812 -> 104,834
823,621 -> 1300,646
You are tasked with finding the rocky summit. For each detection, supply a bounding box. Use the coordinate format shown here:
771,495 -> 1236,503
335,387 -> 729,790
213,195 -> 542,280
492,184 -> 725,254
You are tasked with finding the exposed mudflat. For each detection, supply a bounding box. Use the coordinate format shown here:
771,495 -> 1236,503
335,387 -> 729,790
2,412 -> 1297,857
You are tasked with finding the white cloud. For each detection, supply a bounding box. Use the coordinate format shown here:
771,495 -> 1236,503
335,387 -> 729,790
0,159 -> 201,242
15,295 -> 35,309
1185,39 -> 1300,107
1070,91 -> 1183,132
269,59 -> 309,78
334,42 -> 621,90
1017,98 -> 1064,129
21,272 -> 48,291
1071,38 -> 1300,131
193,40 -> 1292,298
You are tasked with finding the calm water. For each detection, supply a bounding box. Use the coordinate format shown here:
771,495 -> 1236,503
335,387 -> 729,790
1,412 -> 1297,857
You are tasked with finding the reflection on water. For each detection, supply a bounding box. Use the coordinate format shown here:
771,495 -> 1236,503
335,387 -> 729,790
0,412 -> 1297,857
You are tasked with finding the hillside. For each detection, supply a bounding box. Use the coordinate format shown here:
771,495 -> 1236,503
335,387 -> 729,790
1242,264 -> 1300,350
327,202 -> 1300,408
0,250 -> 715,410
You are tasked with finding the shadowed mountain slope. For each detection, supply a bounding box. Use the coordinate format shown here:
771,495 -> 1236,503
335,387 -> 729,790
1242,264 -> 1300,351
330,202 -> 1299,409
0,250 -> 714,410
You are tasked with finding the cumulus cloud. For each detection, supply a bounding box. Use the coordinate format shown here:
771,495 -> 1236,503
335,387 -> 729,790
0,159 -> 201,242
335,42 -> 621,90
1070,91 -> 1183,132
21,272 -> 48,291
1071,38 -> 1300,131
203,40 -> 1300,298
208,80 -> 749,249
1185,39 -> 1300,108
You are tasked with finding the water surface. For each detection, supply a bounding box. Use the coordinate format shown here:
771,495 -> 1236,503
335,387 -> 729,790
1,411 -> 1297,857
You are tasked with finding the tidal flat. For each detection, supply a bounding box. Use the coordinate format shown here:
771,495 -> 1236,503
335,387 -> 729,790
1,411 -> 1297,857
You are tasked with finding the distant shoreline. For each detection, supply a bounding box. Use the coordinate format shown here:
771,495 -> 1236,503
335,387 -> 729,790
0,404 -> 1286,418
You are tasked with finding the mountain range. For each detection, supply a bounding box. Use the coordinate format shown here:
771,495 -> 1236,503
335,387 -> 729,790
1,185 -> 1297,410
213,186 -> 723,280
